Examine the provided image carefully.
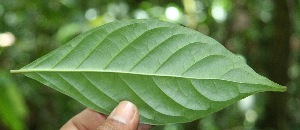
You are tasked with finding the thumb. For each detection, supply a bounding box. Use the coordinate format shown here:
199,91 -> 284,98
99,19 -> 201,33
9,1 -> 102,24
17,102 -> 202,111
96,101 -> 139,130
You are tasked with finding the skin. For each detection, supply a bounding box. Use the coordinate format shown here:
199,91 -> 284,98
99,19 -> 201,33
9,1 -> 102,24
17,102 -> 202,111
60,101 -> 152,130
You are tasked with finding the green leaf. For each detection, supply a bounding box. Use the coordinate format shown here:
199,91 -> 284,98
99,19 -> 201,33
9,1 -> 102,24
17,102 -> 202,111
11,19 -> 286,125
0,70 -> 28,130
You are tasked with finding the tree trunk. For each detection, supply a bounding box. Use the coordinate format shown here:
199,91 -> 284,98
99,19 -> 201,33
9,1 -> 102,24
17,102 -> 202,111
256,0 -> 291,129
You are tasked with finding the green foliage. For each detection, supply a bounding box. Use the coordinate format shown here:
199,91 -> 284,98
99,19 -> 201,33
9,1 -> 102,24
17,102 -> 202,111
0,70 -> 28,130
12,19 -> 285,125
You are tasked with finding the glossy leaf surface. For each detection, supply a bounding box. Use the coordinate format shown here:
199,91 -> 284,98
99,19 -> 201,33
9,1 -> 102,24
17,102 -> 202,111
11,19 -> 286,125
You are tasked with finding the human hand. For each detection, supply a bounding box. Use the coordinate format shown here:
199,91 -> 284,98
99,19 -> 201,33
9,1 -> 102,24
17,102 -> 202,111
61,101 -> 152,130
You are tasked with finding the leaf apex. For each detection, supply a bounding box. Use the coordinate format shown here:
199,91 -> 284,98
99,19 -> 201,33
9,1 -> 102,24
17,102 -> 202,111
276,85 -> 287,92
10,70 -> 19,73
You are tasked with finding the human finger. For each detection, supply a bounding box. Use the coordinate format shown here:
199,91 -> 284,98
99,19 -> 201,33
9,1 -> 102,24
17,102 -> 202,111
61,108 -> 106,130
138,124 -> 153,130
96,101 -> 139,130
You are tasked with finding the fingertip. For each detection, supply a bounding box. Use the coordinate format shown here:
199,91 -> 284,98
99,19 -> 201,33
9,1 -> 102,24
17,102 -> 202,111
97,101 -> 140,130
109,101 -> 139,124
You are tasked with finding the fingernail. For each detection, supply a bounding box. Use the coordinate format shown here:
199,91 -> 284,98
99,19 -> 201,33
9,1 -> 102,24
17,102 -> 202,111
109,101 -> 137,124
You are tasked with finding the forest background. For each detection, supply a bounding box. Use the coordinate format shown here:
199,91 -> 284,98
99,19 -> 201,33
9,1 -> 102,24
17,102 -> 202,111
0,0 -> 299,129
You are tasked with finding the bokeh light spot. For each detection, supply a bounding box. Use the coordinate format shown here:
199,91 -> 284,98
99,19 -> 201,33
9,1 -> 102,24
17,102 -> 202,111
85,8 -> 97,21
238,95 -> 255,111
165,6 -> 181,21
0,32 -> 16,47
134,9 -> 149,19
245,110 -> 258,123
211,5 -> 227,22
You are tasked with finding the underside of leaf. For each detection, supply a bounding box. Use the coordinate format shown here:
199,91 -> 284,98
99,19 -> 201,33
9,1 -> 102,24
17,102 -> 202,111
11,19 -> 286,125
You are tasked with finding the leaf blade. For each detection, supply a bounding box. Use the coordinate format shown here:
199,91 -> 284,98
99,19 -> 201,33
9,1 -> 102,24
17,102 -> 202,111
11,19 -> 286,125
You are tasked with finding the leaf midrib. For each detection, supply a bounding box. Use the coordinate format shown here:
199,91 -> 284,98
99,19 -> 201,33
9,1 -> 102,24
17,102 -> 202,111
10,69 -> 241,80
10,69 -> 285,89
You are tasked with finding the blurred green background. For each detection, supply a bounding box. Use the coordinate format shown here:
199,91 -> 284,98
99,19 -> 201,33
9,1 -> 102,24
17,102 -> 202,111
0,0 -> 299,129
